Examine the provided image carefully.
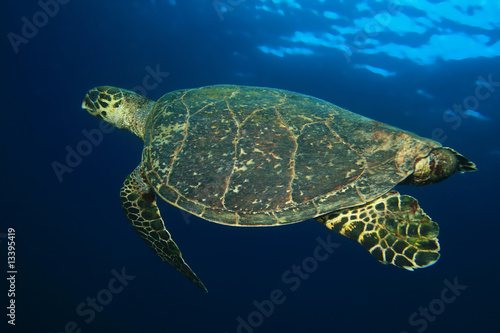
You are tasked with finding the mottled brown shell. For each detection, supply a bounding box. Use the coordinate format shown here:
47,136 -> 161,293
142,85 -> 440,226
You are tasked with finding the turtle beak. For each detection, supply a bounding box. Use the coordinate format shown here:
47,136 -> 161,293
81,88 -> 107,119
81,98 -> 92,112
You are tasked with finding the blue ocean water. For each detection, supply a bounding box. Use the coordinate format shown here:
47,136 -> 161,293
2,1 -> 500,332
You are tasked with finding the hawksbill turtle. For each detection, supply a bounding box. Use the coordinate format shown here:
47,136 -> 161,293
81,84 -> 476,291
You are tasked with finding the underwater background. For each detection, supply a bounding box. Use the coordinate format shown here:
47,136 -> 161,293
2,0 -> 500,332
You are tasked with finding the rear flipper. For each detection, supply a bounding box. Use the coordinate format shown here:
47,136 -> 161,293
120,166 -> 207,292
316,191 -> 440,270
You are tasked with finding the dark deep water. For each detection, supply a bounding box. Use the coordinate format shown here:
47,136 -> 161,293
2,1 -> 500,332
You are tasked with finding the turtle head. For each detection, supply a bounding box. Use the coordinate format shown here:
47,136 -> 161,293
403,147 -> 477,186
82,86 -> 154,139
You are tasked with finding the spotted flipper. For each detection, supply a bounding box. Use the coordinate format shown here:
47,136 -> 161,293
316,191 -> 440,270
120,167 -> 207,292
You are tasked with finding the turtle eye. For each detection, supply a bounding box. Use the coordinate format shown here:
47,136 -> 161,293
82,88 -> 115,118
88,90 -> 100,103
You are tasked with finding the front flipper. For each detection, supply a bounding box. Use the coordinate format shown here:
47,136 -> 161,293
316,191 -> 440,270
120,167 -> 207,292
